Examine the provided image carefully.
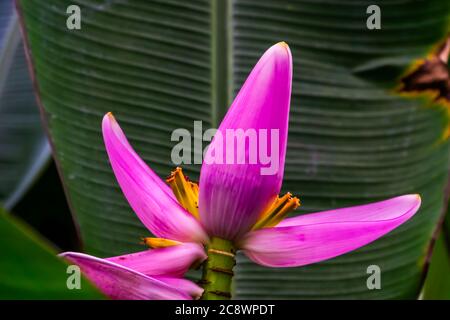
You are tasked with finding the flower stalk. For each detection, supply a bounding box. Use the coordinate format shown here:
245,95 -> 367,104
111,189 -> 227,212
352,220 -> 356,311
201,237 -> 236,300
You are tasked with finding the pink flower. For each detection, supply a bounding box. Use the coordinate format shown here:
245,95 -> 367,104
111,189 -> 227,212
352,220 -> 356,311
60,244 -> 205,299
61,43 -> 421,300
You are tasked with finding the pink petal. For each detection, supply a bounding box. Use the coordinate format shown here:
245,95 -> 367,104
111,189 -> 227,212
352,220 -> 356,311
106,243 -> 206,277
199,42 -> 293,241
240,195 -> 421,267
102,113 -> 208,243
60,252 -> 194,300
153,276 -> 204,299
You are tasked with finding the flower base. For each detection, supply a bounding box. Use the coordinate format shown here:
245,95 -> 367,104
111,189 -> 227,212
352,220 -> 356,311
200,237 -> 236,300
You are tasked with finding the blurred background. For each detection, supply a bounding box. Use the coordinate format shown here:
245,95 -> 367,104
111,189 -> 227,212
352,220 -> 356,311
0,0 -> 449,299
0,0 -> 77,250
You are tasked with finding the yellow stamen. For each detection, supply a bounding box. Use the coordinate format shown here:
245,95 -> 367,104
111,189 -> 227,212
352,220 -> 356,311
142,237 -> 182,248
166,167 -> 200,219
252,193 -> 300,230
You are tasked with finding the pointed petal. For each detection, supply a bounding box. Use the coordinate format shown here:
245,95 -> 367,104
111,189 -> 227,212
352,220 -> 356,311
240,195 -> 421,267
106,243 -> 206,277
60,252 -> 193,300
154,276 -> 204,299
199,42 -> 293,240
102,113 -> 207,243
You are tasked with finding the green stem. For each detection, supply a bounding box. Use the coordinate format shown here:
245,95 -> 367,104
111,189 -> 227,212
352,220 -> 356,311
200,237 -> 236,300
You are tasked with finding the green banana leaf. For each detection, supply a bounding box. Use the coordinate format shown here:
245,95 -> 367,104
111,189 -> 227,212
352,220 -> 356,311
0,1 -> 50,209
17,0 -> 450,299
422,233 -> 450,299
422,196 -> 450,299
0,207 -> 103,299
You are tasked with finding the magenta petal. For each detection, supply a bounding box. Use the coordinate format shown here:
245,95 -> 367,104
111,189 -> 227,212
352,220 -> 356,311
154,276 -> 204,299
106,243 -> 206,277
60,252 -> 193,300
240,195 -> 421,267
199,43 -> 293,240
102,113 -> 208,243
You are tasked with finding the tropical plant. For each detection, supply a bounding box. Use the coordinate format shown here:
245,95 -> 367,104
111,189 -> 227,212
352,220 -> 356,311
4,0 -> 450,299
